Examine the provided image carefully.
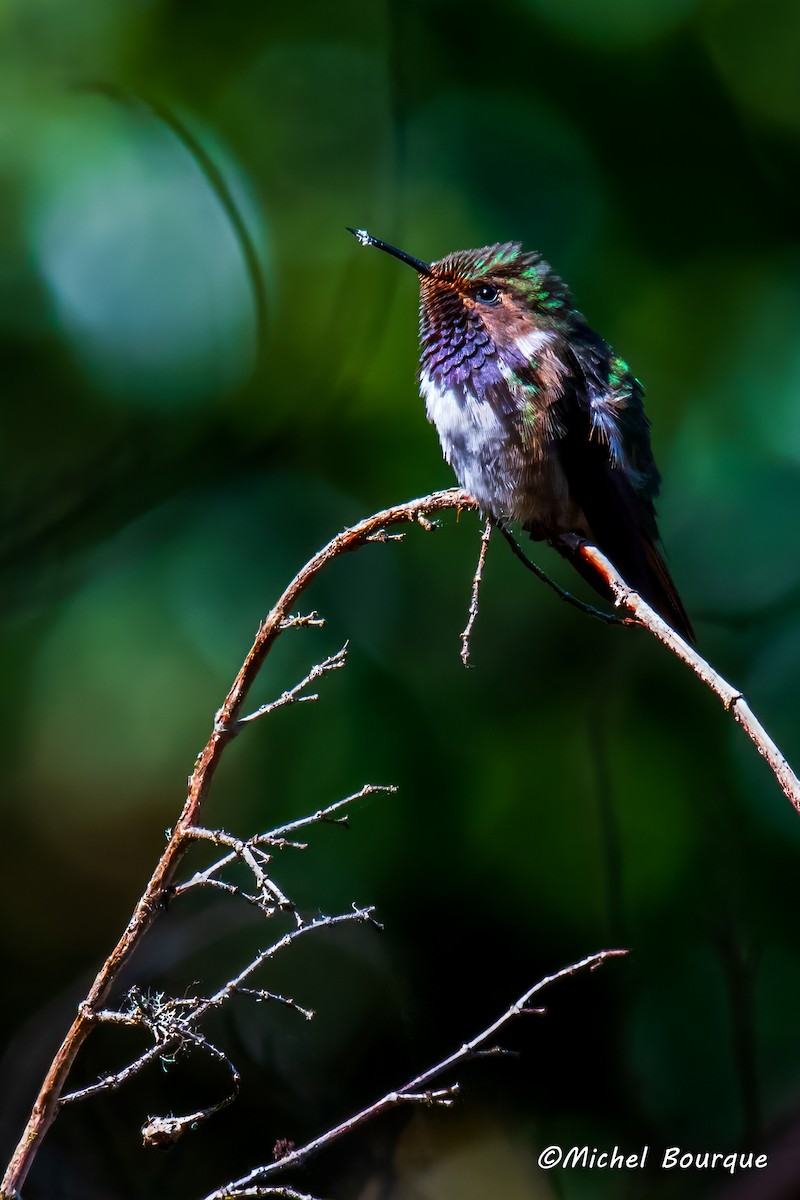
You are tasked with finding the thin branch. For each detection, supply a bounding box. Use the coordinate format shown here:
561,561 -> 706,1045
224,1189 -> 325,1200
562,534 -> 800,816
141,1040 -> 241,1148
234,989 -> 315,1022
267,784 -> 398,841
279,612 -> 326,632
175,784 -> 396,899
201,949 -> 627,1199
460,517 -> 492,667
181,826 -> 297,921
62,911 -> 373,1109
236,645 -> 349,728
393,1087 -> 459,1107
174,875 -> 260,908
201,908 -> 380,1013
61,1042 -> 167,1105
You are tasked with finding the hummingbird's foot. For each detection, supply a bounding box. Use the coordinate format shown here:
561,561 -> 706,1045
498,526 -> 625,626
455,491 -> 479,521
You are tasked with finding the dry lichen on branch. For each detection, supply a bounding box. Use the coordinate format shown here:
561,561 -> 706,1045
61,778 -> 393,1140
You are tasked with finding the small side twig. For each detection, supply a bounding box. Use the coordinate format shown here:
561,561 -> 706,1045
236,645 -> 348,728
191,907 -> 381,1019
267,783 -> 397,839
393,1087 -> 458,1107
279,612 -> 326,632
223,1189 -> 324,1200
181,826 -> 297,921
62,1042 -> 168,1105
234,989 -> 315,1022
460,517 -> 493,667
175,784 -> 396,900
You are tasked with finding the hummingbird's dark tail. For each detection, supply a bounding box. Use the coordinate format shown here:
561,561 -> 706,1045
641,540 -> 695,643
551,534 -> 695,644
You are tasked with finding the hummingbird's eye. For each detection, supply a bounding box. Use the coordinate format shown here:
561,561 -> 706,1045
475,283 -> 500,305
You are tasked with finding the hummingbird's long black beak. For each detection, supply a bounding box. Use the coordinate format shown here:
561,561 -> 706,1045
346,228 -> 432,277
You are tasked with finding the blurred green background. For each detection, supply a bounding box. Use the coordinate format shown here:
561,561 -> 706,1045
2,1 -> 800,1197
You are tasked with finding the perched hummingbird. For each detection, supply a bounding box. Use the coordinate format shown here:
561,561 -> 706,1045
348,228 -> 694,642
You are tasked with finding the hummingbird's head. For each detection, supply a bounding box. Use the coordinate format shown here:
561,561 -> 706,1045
347,230 -> 573,391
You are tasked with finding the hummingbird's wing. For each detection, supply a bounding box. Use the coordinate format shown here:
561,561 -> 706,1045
553,329 -> 695,642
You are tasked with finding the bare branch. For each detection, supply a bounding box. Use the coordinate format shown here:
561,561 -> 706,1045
176,784 -> 396,900
393,1087 -> 459,1107
234,989 -> 315,1022
236,645 -> 349,728
201,907 -> 380,1013
225,1189 -> 325,1200
181,826 -> 297,921
267,783 -> 398,840
563,535 -> 800,815
62,1042 -> 167,1105
1,490 -> 469,1200
201,948 -> 627,1200
460,517 -> 493,667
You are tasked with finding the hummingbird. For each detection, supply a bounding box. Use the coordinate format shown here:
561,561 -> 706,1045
348,228 -> 694,642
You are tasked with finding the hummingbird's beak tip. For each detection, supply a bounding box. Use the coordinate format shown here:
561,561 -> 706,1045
346,228 -> 432,277
346,227 -> 374,247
